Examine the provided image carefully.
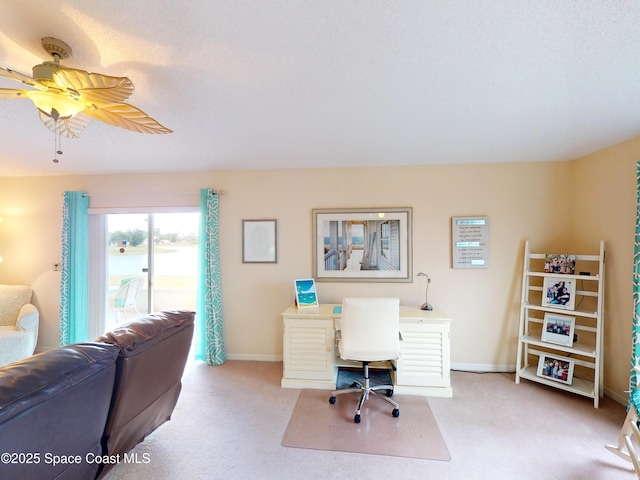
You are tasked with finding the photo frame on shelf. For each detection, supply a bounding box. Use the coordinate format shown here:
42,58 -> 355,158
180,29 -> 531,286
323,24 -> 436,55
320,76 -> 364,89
294,278 -> 318,308
541,276 -> 576,311
312,207 -> 412,282
544,254 -> 576,274
536,354 -> 575,385
242,219 -> 277,263
541,312 -> 576,347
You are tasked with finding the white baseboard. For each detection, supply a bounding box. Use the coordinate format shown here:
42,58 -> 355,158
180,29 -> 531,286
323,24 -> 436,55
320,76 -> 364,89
604,387 -> 628,407
225,353 -> 283,362
451,362 -> 516,373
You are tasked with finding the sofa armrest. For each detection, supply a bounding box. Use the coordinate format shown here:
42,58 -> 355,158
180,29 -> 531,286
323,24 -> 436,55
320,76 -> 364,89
16,304 -> 38,331
0,343 -> 119,480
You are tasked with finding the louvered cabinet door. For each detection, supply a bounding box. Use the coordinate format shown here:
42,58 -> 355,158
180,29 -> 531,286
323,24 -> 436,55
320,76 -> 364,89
283,318 -> 335,381
396,321 -> 451,388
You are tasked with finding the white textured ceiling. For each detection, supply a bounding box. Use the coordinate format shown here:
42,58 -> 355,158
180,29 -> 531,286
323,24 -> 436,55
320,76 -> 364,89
0,1 -> 638,176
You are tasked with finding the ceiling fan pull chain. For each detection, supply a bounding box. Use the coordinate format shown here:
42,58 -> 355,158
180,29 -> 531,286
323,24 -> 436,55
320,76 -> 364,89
53,120 -> 62,164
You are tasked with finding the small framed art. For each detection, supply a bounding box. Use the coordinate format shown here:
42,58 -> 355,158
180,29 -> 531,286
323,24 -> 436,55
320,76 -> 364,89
537,354 -> 575,385
544,254 -> 576,275
541,312 -> 576,347
242,219 -> 277,263
541,276 -> 576,311
294,278 -> 318,308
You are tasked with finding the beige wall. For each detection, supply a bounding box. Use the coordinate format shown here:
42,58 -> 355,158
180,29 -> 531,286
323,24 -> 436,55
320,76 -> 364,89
0,139 -> 637,401
571,138 -> 640,401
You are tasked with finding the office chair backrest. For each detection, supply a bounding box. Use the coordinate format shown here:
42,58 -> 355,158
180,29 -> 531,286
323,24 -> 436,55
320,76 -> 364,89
339,297 -> 400,362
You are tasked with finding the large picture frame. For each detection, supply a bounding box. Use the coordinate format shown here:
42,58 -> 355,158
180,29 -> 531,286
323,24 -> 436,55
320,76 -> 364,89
312,207 -> 412,282
536,354 -> 575,385
242,219 -> 277,263
541,312 -> 576,347
541,275 -> 576,311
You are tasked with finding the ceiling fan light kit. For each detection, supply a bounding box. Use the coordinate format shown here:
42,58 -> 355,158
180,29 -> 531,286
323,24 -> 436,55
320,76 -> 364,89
28,91 -> 85,120
0,37 -> 172,143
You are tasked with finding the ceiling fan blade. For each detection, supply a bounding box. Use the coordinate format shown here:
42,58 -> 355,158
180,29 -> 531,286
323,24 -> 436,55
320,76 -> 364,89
0,67 -> 46,90
38,111 -> 92,139
83,102 -> 172,134
0,88 -> 30,99
53,68 -> 134,103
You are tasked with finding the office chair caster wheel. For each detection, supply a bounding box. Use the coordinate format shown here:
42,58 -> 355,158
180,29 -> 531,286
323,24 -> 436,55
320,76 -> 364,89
329,396 -> 336,404
354,414 -> 361,423
392,408 -> 400,418
386,389 -> 394,397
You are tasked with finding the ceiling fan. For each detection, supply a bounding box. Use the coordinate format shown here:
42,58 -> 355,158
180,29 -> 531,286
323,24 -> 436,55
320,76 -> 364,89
0,37 -> 172,138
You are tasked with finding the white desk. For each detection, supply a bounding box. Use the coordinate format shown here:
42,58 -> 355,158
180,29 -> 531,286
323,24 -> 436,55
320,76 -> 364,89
281,304 -> 452,397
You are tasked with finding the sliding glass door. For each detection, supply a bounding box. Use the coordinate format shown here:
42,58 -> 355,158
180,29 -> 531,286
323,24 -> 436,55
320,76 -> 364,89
148,212 -> 198,312
107,214 -> 150,331
91,212 -> 199,335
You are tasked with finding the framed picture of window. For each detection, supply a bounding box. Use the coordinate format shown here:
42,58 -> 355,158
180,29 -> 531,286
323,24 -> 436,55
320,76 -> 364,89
541,312 -> 576,347
537,354 -> 575,385
541,276 -> 576,311
312,207 -> 412,282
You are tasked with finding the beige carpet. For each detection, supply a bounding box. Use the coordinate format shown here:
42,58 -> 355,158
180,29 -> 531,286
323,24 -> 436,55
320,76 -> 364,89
281,389 -> 451,461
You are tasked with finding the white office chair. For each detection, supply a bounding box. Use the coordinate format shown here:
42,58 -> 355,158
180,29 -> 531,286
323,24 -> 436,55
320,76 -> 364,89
329,297 -> 401,423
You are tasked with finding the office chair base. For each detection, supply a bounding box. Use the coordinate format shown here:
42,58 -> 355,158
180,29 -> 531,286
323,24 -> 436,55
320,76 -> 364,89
329,363 -> 400,423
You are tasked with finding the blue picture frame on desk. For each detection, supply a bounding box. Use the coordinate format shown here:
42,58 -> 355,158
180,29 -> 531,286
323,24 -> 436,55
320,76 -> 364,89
294,278 -> 318,308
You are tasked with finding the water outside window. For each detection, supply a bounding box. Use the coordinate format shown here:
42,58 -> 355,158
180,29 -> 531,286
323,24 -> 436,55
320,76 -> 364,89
106,212 -> 198,332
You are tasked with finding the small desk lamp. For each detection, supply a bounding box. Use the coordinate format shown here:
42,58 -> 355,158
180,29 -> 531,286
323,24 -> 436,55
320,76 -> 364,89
417,272 -> 433,310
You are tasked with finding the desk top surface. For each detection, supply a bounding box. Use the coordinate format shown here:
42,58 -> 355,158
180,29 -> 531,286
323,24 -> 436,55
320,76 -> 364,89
282,303 -> 451,322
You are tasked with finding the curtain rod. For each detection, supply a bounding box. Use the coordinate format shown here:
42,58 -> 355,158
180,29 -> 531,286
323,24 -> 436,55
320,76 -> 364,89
71,190 -> 225,197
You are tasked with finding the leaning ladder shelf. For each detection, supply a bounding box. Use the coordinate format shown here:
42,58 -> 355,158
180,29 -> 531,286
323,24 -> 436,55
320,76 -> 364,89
515,240 -> 605,408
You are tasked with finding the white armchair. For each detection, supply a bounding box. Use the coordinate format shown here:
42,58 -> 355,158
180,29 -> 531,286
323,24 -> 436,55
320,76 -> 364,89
0,284 -> 39,366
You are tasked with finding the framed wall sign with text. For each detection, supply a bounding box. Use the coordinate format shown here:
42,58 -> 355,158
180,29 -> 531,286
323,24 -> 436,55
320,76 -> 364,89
451,216 -> 489,268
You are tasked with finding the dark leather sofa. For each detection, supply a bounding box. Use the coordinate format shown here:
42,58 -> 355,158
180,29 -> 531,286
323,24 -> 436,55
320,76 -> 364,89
0,309 -> 195,480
